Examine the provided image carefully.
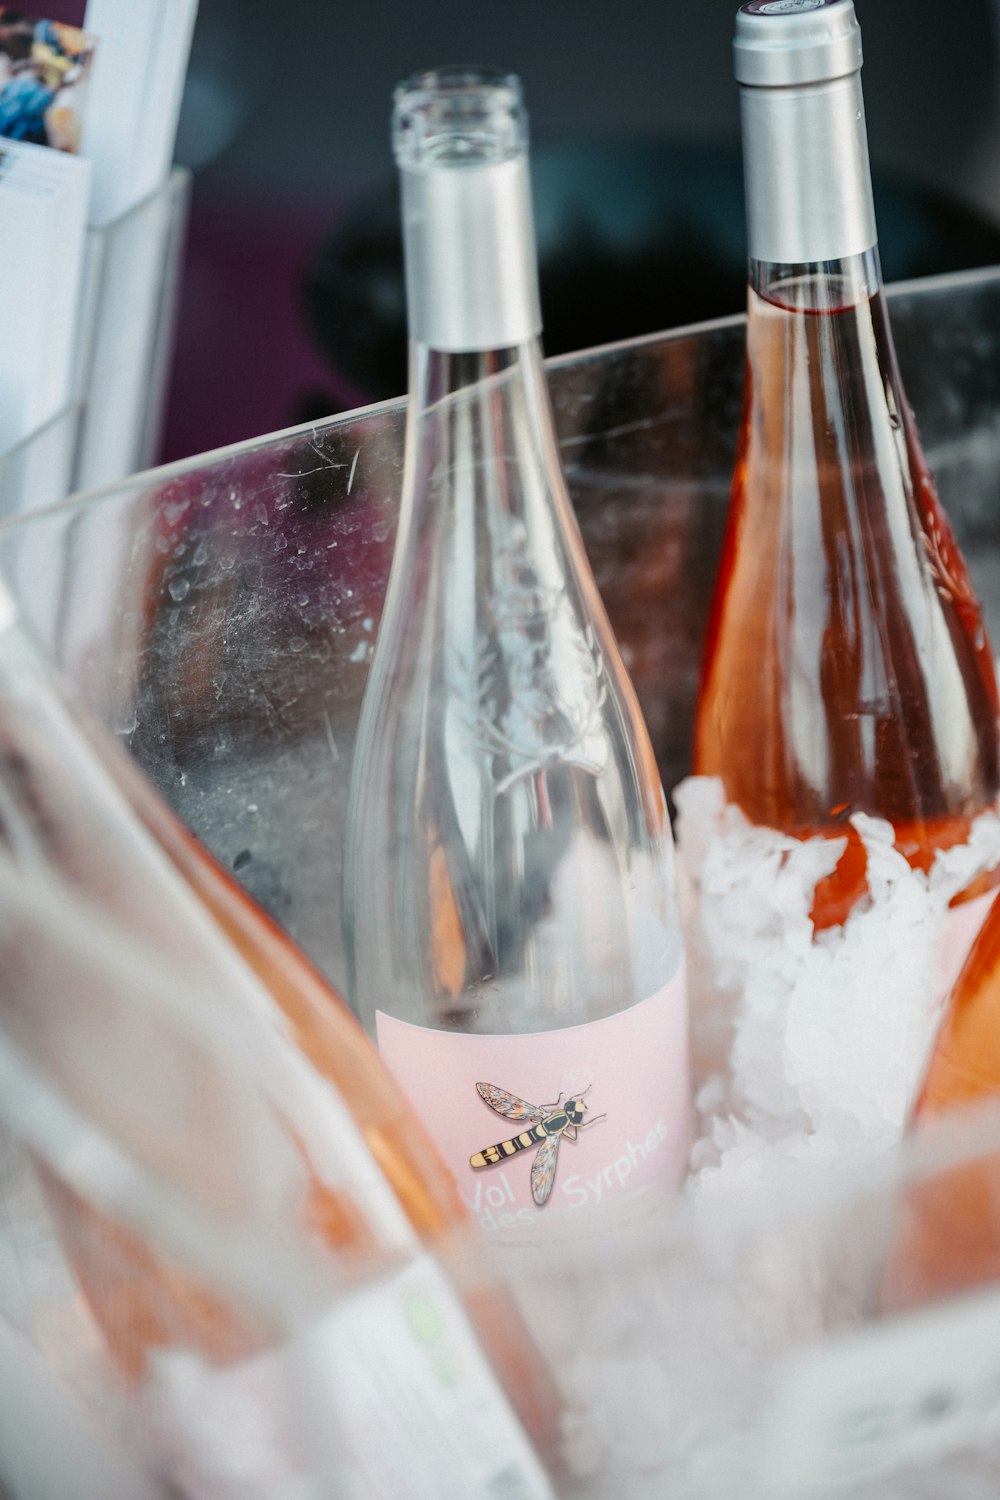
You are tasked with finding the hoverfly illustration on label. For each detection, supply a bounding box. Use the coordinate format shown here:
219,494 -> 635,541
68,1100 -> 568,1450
470,1082 -> 606,1206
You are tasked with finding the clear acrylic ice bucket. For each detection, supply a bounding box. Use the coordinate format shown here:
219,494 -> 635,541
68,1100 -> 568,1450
3,265 -> 1000,1497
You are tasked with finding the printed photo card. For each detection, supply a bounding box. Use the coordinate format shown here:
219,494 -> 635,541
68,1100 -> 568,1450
0,9 -> 96,153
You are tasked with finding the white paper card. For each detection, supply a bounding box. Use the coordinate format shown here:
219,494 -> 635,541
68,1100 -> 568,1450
0,139 -> 90,453
82,0 -> 198,225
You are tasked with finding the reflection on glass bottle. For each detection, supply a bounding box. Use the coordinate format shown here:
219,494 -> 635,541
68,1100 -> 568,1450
694,1 -> 999,932
343,69 -> 693,1245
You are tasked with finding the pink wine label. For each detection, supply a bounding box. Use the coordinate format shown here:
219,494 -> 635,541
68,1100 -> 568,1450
937,891 -> 995,1003
376,967 -> 693,1245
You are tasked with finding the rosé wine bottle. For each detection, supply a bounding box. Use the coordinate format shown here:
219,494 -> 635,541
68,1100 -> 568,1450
917,893 -> 1000,1119
881,895 -> 1000,1315
695,0 -> 1000,938
0,576 -> 560,1469
0,845 -> 555,1500
343,69 -> 693,1249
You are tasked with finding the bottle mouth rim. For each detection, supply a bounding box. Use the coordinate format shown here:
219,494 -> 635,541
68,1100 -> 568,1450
395,65 -> 521,102
740,0 -> 844,15
393,66 -> 527,170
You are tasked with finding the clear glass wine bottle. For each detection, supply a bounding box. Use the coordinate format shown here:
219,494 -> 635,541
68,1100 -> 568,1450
343,69 -> 692,1245
694,0 -> 1000,936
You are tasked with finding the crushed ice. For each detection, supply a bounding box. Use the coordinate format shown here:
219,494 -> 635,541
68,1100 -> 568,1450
543,776 -> 1000,1499
676,777 -> 1000,1215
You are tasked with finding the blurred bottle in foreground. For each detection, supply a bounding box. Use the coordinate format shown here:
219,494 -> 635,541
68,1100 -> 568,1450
343,67 -> 693,1247
694,0 -> 1000,941
881,894 -> 1000,1314
0,853 -> 555,1500
0,575 -> 560,1466
918,895 -> 1000,1120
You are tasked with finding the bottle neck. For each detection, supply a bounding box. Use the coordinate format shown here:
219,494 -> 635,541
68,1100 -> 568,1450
749,244 -> 881,310
400,336 -> 560,535
406,337 -> 546,412
400,154 -> 542,353
740,67 -> 877,265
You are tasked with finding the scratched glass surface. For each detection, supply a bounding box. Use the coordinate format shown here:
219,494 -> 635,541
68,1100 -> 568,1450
0,269 -> 999,1001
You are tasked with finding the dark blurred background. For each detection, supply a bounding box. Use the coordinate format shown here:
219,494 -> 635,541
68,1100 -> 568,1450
53,0 -> 1000,464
